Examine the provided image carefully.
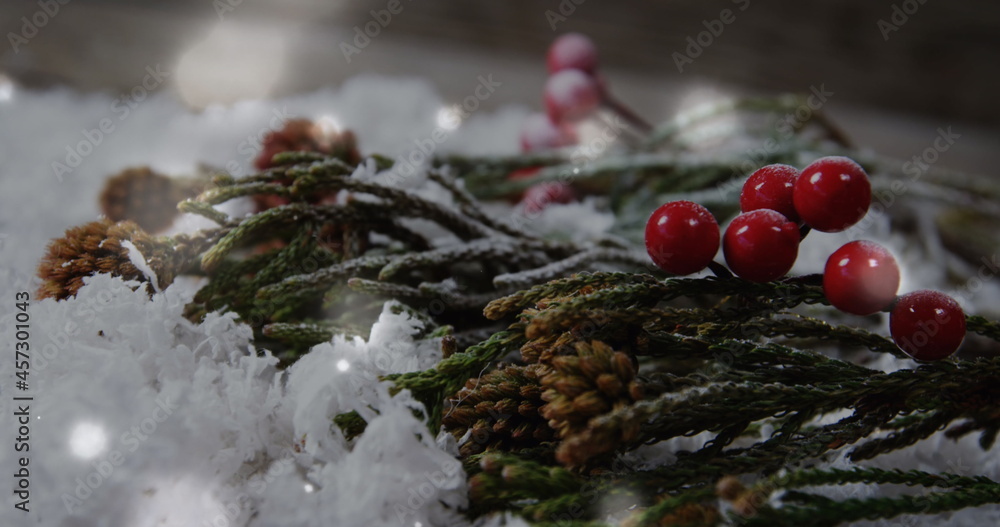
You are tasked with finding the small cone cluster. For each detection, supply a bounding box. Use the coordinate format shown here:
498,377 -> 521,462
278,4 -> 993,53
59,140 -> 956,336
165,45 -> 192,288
442,363 -> 555,457
254,118 -> 362,172
99,166 -> 200,233
539,340 -> 644,464
37,219 -> 178,300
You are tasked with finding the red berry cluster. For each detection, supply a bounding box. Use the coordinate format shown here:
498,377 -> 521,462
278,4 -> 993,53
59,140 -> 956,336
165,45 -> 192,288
509,33 -> 608,212
644,157 -> 967,360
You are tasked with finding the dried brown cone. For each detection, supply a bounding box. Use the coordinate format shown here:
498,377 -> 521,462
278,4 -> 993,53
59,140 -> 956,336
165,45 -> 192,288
37,219 -> 179,300
443,363 -> 556,457
539,340 -> 644,465
253,118 -> 362,171
520,329 -> 579,364
99,166 -> 201,233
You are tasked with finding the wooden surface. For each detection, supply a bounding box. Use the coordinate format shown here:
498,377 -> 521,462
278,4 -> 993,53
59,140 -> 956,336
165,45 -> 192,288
1,0 -> 997,172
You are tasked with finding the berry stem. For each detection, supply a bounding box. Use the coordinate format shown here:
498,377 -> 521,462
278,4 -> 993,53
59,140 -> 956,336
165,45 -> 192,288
811,110 -> 854,148
601,93 -> 654,134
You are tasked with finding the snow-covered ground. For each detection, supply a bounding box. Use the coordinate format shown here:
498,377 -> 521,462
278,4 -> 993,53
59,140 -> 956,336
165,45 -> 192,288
0,78 -> 997,526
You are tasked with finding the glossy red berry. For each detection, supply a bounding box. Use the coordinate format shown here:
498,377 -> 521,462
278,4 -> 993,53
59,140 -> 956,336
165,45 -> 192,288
520,182 -> 576,214
645,201 -> 720,275
891,290 -> 966,361
740,164 -> 800,222
823,241 -> 900,315
520,113 -> 577,152
544,69 -> 601,123
547,33 -> 599,75
723,210 -> 800,282
793,156 -> 871,232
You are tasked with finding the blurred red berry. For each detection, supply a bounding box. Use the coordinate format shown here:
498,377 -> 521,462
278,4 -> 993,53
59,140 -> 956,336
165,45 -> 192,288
547,33 -> 599,75
520,113 -> 577,152
544,69 -> 601,123
823,241 -> 900,315
521,182 -> 576,214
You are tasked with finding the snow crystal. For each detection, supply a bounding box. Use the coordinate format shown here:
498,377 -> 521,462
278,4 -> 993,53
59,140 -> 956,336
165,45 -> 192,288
0,275 -> 464,526
121,239 -> 161,292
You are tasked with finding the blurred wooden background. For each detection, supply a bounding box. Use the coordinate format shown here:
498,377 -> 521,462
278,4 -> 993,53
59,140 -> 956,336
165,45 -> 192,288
2,0 -> 998,171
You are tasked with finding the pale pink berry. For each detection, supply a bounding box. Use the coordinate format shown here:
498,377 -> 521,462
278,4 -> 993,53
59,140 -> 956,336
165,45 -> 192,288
547,33 -> 599,75
544,69 -> 601,123
520,113 -> 577,152
521,182 -> 576,214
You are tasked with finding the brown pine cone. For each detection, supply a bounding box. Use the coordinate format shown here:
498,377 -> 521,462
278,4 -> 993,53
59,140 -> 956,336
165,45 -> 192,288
37,219 -> 179,300
540,340 -> 643,445
443,363 -> 556,457
253,118 -> 362,171
99,166 -> 200,233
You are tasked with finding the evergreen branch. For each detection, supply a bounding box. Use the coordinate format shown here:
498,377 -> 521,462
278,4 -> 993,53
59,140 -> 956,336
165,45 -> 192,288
292,171 -> 493,240
347,278 -> 426,299
525,276 -> 825,338
849,410 -> 955,461
557,357 -> 1000,466
257,255 -> 392,301
427,167 -> 537,239
385,326 -> 527,426
262,321 -> 365,347
967,315 -> 1000,343
177,199 -> 231,225
484,272 -> 659,321
378,238 -> 566,281
416,281 -> 509,312
692,314 -> 907,358
767,466 -> 997,491
747,483 -> 1000,527
197,181 -> 291,205
201,203 -> 312,271
492,248 -> 651,289
468,455 -> 581,511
